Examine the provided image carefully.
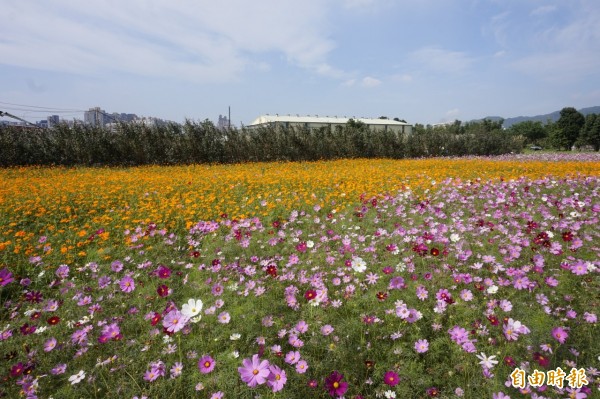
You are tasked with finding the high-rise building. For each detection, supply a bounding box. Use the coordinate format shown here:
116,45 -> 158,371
47,115 -> 59,127
84,107 -> 109,126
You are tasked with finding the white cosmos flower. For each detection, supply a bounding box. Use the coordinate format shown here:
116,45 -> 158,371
68,370 -> 86,385
181,299 -> 203,318
351,257 -> 367,273
476,352 -> 498,369
486,285 -> 498,294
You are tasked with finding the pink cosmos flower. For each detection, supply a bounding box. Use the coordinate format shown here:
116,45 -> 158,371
119,276 -> 135,293
551,326 -> 568,344
238,354 -> 270,387
44,337 -> 57,352
295,359 -> 308,374
218,312 -> 230,324
162,310 -> 188,333
267,364 -> 287,392
294,320 -> 309,334
143,367 -> 160,382
415,339 -> 429,353
170,362 -> 183,378
199,355 -> 215,374
583,312 -> 597,323
285,351 -> 300,365
320,324 -> 334,336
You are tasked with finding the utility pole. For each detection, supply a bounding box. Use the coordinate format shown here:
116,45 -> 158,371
228,106 -> 231,129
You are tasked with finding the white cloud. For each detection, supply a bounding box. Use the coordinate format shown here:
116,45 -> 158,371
410,47 -> 473,74
361,76 -> 382,87
392,73 -> 413,83
0,0 -> 343,83
530,5 -> 557,16
511,2 -> 600,80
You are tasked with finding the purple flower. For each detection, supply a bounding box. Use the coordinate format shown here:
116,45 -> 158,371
389,276 -> 405,290
144,367 -> 160,382
119,276 -> 135,293
267,364 -> 287,392
415,339 -> 429,353
51,364 -> 67,375
583,312 -> 597,323
551,326 -> 568,344
101,323 -> 121,341
163,310 -> 189,333
55,265 -> 70,279
285,351 -> 300,365
198,355 -> 215,374
44,337 -> 57,352
238,354 -> 270,387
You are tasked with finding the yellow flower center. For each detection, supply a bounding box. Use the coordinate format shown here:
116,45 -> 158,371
333,382 -> 339,388
253,369 -> 259,375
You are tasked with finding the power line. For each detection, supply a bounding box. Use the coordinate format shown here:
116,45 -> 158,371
0,100 -> 85,112
0,106 -> 84,115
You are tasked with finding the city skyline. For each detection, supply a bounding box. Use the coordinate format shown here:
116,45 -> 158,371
1,1 -> 600,126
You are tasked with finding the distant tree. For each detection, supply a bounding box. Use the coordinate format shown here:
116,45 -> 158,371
554,107 -> 585,150
379,116 -> 389,119
393,117 -> 407,123
508,120 -> 547,144
576,113 -> 600,151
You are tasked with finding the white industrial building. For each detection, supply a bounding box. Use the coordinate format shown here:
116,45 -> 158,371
248,115 -> 412,134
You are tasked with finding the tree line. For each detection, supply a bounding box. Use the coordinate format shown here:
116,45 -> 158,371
0,118 -> 527,166
506,107 -> 600,151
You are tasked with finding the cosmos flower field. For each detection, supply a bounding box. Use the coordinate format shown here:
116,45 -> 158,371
1,154 -> 599,399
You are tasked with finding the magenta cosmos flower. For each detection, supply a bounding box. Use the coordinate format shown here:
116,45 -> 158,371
198,355 -> 215,374
551,326 -> 568,344
0,268 -> 14,287
238,354 -> 270,387
324,370 -> 348,397
384,370 -> 400,386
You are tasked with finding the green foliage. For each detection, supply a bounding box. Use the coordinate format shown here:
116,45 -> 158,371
576,113 -> 600,151
508,120 -> 547,145
0,119 -> 523,166
553,107 -> 585,150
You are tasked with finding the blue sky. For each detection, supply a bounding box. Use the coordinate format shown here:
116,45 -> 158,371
1,0 -> 599,126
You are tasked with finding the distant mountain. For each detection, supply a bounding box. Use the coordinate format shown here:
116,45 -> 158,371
479,106 -> 600,128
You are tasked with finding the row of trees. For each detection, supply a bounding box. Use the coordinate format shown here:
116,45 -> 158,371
507,107 -> 600,151
0,118 -> 524,166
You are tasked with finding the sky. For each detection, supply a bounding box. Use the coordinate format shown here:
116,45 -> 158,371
1,0 -> 600,126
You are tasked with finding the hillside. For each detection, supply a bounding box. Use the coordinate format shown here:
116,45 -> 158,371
480,106 -> 600,128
